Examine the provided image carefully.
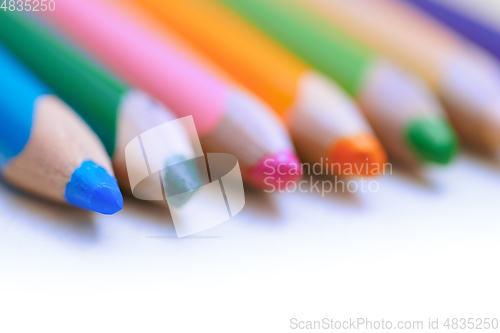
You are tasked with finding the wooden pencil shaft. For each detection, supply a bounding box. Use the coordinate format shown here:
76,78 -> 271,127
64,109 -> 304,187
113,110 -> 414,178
0,44 -> 118,209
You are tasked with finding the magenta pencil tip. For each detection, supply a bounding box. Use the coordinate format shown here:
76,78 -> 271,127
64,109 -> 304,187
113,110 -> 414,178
246,151 -> 302,191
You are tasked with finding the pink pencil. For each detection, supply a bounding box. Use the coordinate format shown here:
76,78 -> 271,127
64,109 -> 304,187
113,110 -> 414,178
39,0 -> 300,190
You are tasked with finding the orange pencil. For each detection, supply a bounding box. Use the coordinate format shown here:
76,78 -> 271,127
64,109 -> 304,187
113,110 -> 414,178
130,0 -> 388,176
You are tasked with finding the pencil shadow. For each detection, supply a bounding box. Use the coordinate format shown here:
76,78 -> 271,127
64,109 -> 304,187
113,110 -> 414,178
122,194 -> 172,222
240,175 -> 364,226
463,147 -> 500,173
241,185 -> 282,219
0,178 -> 98,241
303,174 -> 364,207
120,194 -> 179,239
147,235 -> 222,239
388,161 -> 438,190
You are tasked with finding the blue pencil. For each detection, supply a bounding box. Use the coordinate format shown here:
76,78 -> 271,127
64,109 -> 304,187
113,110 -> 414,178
401,0 -> 500,61
0,44 -> 123,214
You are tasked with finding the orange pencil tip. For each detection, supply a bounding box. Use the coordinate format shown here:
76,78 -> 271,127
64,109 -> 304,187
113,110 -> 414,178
329,134 -> 388,177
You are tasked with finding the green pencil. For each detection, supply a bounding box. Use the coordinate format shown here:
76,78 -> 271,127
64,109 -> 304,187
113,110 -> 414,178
219,0 -> 459,166
0,11 -> 203,204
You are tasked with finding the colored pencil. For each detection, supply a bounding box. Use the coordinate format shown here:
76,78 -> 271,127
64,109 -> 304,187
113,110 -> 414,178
0,44 -> 123,215
400,0 -> 500,62
300,0 -> 500,154
37,0 -> 301,189
219,0 -> 458,166
129,0 -> 388,177
0,11 -> 204,202
418,0 -> 500,32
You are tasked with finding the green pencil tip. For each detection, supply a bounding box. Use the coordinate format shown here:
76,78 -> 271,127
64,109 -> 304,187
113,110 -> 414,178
405,117 -> 459,165
161,155 -> 204,207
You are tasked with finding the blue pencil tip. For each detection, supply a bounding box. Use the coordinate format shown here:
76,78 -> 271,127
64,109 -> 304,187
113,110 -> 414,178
65,160 -> 124,215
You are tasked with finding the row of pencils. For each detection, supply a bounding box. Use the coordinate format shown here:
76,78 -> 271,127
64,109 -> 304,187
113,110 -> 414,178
0,0 -> 499,215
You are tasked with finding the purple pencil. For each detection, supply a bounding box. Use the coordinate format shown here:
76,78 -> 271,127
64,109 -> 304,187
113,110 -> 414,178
400,0 -> 500,61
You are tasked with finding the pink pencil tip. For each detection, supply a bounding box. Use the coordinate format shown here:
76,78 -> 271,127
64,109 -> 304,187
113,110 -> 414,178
246,151 -> 302,191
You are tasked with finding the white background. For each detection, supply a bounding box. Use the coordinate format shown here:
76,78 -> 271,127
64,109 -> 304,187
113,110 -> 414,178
1,151 -> 499,332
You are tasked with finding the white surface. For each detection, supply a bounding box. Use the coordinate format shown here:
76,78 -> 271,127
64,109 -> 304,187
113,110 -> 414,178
1,152 -> 499,332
